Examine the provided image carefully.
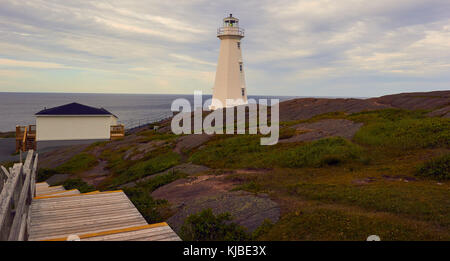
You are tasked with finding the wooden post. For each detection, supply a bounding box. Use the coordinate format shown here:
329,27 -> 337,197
0,150 -> 36,241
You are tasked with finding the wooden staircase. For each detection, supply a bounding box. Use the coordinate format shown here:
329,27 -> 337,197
29,183 -> 180,241
1,150 -> 180,241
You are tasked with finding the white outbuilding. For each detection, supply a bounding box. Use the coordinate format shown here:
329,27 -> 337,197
35,102 -> 121,141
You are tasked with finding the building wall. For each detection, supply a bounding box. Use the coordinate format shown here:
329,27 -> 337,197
211,35 -> 248,109
36,115 -> 116,141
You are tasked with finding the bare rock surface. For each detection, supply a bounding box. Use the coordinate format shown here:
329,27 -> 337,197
279,90 -> 450,122
372,90 -> 450,111
119,163 -> 210,188
39,144 -> 90,169
79,160 -> 109,186
167,192 -> 280,233
427,105 -> 450,118
45,174 -> 71,186
280,119 -> 363,143
124,140 -> 167,161
152,175 -> 280,232
279,98 -> 391,122
174,134 -> 213,154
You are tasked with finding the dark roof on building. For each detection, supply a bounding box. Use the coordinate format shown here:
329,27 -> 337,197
35,102 -> 117,117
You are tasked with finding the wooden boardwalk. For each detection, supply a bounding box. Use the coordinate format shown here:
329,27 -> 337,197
1,150 -> 180,241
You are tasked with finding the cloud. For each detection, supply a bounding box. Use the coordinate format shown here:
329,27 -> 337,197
0,58 -> 67,69
0,0 -> 449,96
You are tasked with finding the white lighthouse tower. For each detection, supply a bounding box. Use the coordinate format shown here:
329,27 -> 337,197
210,14 -> 248,110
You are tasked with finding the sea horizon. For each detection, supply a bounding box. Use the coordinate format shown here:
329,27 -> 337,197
0,92 -> 373,132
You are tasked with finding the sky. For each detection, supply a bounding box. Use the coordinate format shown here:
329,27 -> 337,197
0,0 -> 449,97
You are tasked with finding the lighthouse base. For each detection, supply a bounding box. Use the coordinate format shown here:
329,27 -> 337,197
209,99 -> 248,110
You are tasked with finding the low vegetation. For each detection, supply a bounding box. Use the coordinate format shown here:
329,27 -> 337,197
105,150 -> 180,187
415,153 -> 450,180
180,209 -> 250,241
350,109 -> 449,152
124,170 -> 187,223
190,136 -> 367,168
61,178 -> 96,193
34,107 -> 450,240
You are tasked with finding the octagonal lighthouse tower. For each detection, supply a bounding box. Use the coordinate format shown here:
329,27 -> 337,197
210,14 -> 248,110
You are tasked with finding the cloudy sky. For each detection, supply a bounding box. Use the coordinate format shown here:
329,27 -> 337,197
0,0 -> 449,97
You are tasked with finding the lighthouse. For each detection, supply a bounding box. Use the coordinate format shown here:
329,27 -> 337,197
210,14 -> 248,110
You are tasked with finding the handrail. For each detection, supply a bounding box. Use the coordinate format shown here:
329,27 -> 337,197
0,150 -> 37,241
217,26 -> 245,37
22,127 -> 27,150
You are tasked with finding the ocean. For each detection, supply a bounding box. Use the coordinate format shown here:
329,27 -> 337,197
0,92 -> 296,132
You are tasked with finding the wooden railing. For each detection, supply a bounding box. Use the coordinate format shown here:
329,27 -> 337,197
15,125 -> 36,152
110,124 -> 125,140
0,150 -> 38,241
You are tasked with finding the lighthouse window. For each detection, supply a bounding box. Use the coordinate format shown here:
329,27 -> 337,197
237,42 -> 240,49
241,88 -> 245,96
239,63 -> 243,72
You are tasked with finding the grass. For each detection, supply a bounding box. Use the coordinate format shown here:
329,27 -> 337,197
0,161 -> 15,169
190,136 -> 368,169
124,170 -> 187,223
31,107 -> 450,240
290,182 -> 450,227
54,153 -> 98,174
61,178 -> 96,193
415,153 -> 450,180
107,151 -> 180,187
274,137 -> 368,168
180,209 -> 250,241
350,109 -> 449,152
256,208 -> 448,241
37,153 -> 98,182
137,130 -> 178,142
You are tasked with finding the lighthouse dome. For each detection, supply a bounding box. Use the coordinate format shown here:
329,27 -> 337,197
217,14 -> 244,37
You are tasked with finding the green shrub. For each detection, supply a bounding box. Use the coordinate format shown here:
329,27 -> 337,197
0,161 -> 15,169
279,127 -> 296,139
252,219 -> 274,240
189,135 -> 266,168
54,153 -> 98,174
191,136 -> 367,169
124,187 -> 168,223
275,137 -> 367,168
351,110 -> 449,151
180,209 -> 250,241
124,170 -> 187,223
62,178 -> 96,193
37,168 -> 59,182
416,154 -> 450,180
119,152 -> 180,183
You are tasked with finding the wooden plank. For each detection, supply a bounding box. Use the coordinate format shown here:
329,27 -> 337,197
31,201 -> 130,214
29,218 -> 148,241
34,190 -> 122,200
31,195 -> 128,209
8,161 -> 32,240
34,189 -> 80,197
32,194 -> 128,207
31,212 -> 144,229
1,166 -> 10,179
31,212 -> 145,230
83,226 -> 174,241
23,150 -> 34,171
31,204 -> 136,221
42,224 -> 169,241
0,164 -> 22,240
